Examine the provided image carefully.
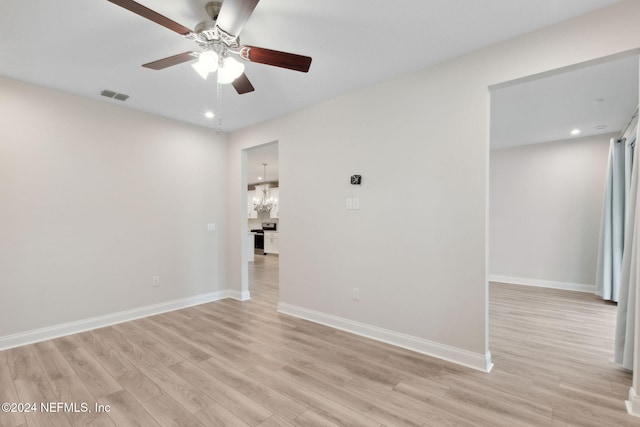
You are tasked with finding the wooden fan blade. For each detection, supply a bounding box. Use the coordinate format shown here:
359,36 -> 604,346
215,0 -> 260,39
232,73 -> 255,94
240,46 -> 312,72
142,52 -> 199,70
107,0 -> 192,35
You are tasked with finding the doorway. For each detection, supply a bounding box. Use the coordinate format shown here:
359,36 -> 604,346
244,142 -> 280,304
489,53 -> 638,292
487,53 -> 638,412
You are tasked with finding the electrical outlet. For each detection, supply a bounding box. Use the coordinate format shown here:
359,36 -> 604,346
152,276 -> 160,288
353,288 -> 360,301
207,223 -> 216,232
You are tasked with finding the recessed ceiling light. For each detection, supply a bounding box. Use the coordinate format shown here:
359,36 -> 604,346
571,129 -> 581,135
258,177 -> 263,181
205,111 -> 215,119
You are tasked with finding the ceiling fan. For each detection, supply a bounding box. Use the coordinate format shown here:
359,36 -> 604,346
106,0 -> 312,94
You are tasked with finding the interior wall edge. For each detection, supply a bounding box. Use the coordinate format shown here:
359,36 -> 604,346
227,290 -> 251,301
488,48 -> 640,92
626,387 -> 640,418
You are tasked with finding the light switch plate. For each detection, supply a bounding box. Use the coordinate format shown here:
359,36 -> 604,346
207,223 -> 216,232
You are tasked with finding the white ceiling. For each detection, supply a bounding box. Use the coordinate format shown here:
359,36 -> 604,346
491,54 -> 639,150
0,0 -> 624,132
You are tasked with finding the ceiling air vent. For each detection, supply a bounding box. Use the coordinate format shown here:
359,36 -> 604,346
100,89 -> 130,102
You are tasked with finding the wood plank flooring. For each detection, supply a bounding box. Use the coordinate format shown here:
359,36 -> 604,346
0,255 -> 636,426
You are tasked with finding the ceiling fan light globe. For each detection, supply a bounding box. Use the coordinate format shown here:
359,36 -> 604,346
200,50 -> 219,71
218,56 -> 245,84
228,56 -> 245,78
191,61 -> 211,79
191,51 -> 219,79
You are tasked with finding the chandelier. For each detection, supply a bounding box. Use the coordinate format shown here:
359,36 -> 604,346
254,163 -> 274,213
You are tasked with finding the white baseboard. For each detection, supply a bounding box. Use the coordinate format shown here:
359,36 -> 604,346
488,275 -> 595,293
0,290 -> 230,351
627,387 -> 640,418
228,290 -> 251,301
278,302 -> 493,373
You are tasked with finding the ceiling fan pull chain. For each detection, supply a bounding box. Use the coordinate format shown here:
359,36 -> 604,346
216,80 -> 223,133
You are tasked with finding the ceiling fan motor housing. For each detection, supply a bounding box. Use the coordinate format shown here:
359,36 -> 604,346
206,1 -> 223,21
194,21 -> 218,41
194,2 -> 223,42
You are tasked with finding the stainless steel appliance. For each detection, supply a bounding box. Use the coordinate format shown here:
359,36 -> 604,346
251,222 -> 276,255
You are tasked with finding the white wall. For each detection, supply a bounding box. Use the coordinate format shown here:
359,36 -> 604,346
227,1 -> 640,371
490,135 -> 613,290
0,77 -> 228,342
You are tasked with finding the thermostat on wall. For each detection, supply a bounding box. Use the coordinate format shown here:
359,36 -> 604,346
350,175 -> 362,185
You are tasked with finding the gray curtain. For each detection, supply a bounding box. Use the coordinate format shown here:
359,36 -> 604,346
596,137 -> 634,301
615,124 -> 638,370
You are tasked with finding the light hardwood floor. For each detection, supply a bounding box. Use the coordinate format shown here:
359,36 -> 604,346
0,255 -> 636,426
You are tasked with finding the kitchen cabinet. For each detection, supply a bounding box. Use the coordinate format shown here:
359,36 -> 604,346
264,232 -> 279,255
269,187 -> 279,219
247,190 -> 258,219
